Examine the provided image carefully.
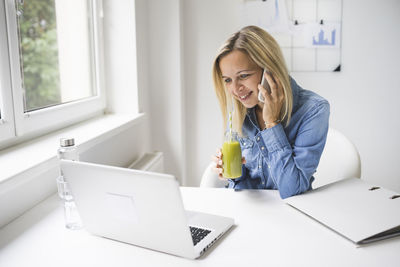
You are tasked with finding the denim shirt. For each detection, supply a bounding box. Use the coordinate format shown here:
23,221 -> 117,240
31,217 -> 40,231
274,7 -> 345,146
228,77 -> 330,199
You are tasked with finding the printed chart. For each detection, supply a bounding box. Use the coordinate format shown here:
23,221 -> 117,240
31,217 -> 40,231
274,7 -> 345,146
242,0 -> 343,72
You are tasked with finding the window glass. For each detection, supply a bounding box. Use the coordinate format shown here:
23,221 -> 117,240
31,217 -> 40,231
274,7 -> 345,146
16,0 -> 96,112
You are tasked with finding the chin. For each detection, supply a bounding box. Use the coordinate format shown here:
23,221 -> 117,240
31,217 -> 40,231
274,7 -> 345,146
239,98 -> 258,109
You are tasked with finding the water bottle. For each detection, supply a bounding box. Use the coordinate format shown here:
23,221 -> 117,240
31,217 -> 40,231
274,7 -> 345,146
57,138 -> 83,230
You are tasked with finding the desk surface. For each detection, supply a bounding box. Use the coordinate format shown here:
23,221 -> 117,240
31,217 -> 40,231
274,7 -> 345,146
0,187 -> 399,267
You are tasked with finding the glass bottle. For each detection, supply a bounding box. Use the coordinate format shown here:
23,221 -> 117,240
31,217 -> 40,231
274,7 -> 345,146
222,131 -> 242,179
57,138 -> 83,230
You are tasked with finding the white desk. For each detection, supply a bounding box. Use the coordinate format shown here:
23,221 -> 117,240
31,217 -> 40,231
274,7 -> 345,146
0,187 -> 399,267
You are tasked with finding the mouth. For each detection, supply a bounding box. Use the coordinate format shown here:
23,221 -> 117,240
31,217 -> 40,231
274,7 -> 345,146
237,91 -> 252,101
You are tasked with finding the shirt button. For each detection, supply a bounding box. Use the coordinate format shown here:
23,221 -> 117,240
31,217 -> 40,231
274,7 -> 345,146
257,137 -> 260,141
261,146 -> 265,150
243,142 -> 246,146
268,165 -> 271,169
258,165 -> 261,169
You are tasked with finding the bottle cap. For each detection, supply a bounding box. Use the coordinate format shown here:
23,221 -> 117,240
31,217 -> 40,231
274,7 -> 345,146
60,138 -> 75,147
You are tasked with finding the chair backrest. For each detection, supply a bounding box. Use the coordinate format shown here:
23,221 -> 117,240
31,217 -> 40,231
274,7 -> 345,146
313,128 -> 361,188
199,128 -> 361,188
199,162 -> 228,188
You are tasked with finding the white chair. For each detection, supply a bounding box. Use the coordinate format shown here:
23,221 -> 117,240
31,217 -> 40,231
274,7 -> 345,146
199,162 -> 228,188
312,128 -> 361,188
199,128 -> 361,188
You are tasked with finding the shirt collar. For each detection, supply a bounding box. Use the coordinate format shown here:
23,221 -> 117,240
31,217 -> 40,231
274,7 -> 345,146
246,106 -> 259,130
290,76 -> 301,113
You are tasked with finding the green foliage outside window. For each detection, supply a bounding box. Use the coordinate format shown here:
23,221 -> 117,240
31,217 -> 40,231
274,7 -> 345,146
17,0 -> 61,111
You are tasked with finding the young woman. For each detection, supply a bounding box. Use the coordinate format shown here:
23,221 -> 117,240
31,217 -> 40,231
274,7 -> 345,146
211,25 -> 330,198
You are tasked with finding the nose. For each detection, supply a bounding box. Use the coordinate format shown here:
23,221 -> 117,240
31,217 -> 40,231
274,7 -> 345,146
232,79 -> 244,94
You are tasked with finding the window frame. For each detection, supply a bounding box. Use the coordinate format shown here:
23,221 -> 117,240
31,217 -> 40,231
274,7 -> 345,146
0,0 -> 16,142
1,0 -> 105,142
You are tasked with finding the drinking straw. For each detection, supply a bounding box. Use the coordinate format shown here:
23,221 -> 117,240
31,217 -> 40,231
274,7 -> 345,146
229,96 -> 234,142
229,111 -> 232,142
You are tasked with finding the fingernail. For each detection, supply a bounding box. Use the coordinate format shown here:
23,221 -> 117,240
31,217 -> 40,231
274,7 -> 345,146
219,160 -> 222,165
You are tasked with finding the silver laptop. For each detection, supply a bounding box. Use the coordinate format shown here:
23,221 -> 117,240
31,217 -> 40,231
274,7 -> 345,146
60,159 -> 234,259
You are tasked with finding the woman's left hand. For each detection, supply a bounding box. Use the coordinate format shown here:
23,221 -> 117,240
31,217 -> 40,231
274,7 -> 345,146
258,71 -> 285,128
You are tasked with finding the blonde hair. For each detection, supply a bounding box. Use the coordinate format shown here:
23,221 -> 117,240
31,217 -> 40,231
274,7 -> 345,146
212,25 -> 292,136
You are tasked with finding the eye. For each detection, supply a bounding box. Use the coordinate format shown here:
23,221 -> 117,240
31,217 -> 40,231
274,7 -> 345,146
239,74 -> 250,79
224,78 -> 232,83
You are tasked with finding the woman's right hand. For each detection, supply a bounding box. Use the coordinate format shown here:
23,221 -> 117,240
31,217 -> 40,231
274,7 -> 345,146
211,148 -> 224,179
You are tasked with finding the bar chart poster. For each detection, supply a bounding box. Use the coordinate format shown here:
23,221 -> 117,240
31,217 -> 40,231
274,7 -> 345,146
305,23 -> 341,48
269,0 -> 343,72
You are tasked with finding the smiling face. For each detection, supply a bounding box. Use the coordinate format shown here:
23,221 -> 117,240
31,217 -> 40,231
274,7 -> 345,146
219,49 -> 263,108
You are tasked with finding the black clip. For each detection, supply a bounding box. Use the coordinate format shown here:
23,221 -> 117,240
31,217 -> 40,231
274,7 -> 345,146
369,186 -> 380,191
390,195 -> 400,199
320,19 -> 324,25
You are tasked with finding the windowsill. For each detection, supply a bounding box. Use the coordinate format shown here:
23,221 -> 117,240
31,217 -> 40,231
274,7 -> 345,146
0,113 -> 146,185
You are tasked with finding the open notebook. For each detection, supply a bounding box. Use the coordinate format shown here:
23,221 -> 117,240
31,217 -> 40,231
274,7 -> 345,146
285,178 -> 400,245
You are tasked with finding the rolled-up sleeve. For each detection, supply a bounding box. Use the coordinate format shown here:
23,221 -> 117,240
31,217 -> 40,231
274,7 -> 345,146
257,101 -> 330,198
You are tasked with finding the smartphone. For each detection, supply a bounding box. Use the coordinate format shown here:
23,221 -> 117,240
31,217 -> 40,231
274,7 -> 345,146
258,69 -> 272,103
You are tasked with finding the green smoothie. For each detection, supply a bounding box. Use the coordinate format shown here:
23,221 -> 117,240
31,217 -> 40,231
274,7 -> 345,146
222,141 -> 242,178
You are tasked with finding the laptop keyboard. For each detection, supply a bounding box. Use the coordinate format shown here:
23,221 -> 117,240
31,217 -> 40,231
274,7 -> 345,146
189,226 -> 211,246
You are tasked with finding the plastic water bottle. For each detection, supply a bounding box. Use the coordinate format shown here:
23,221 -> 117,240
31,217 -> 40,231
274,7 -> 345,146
57,138 -> 83,230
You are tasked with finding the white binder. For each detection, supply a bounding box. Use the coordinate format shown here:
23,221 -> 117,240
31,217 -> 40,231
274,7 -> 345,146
285,178 -> 400,245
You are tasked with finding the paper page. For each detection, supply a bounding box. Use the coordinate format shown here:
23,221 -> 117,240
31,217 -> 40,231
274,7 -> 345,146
241,0 -> 291,34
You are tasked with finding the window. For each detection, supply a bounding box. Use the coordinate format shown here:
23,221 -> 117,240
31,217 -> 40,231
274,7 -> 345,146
0,0 -> 105,146
0,4 -> 16,142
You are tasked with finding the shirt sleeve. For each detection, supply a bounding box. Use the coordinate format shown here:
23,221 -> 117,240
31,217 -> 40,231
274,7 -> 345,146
256,100 -> 330,198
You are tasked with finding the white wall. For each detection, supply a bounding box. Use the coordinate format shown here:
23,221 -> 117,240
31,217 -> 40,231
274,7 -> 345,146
291,0 -> 400,191
139,0 -> 400,191
104,0 -> 139,114
182,0 -> 243,186
141,0 -> 187,183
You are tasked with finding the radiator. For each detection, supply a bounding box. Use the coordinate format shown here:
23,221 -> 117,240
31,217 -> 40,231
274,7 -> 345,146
128,151 -> 164,173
